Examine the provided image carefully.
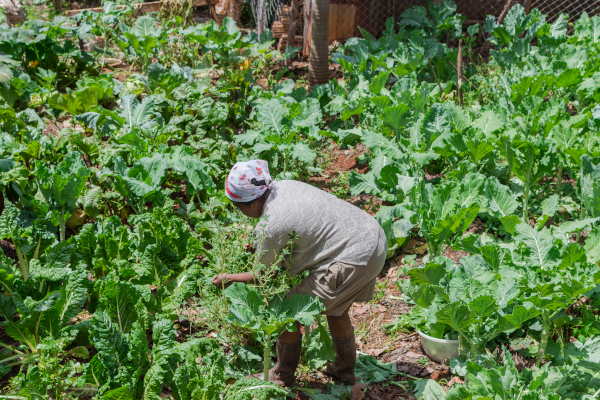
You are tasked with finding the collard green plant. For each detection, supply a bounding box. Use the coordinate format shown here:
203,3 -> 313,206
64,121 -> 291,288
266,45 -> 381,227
34,152 -> 90,242
224,282 -> 322,381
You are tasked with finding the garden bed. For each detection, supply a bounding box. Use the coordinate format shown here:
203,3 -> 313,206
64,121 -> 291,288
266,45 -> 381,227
0,2 -> 599,399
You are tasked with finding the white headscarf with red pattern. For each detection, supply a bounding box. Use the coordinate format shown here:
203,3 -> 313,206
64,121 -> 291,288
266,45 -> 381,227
225,160 -> 272,202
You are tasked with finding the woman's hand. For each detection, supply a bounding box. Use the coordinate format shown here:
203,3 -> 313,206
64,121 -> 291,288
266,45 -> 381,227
244,243 -> 255,254
212,272 -> 256,289
212,273 -> 230,290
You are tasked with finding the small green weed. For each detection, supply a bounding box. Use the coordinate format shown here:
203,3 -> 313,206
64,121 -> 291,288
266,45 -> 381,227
370,280 -> 387,304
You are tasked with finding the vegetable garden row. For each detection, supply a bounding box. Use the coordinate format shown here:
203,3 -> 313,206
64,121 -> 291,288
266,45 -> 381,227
0,1 -> 599,399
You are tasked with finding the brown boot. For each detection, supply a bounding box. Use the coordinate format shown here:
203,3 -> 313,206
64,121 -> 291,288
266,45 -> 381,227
249,338 -> 302,387
324,330 -> 357,384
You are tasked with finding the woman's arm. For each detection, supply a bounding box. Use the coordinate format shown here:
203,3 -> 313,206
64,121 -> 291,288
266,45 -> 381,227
212,272 -> 256,289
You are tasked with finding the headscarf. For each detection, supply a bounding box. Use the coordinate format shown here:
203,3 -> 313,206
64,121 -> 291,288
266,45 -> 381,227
225,160 -> 272,202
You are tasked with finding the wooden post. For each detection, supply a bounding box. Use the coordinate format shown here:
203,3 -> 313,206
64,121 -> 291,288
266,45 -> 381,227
457,39 -> 463,107
523,0 -> 532,14
286,0 -> 299,50
54,0 -> 63,14
428,58 -> 444,99
302,0 -> 312,56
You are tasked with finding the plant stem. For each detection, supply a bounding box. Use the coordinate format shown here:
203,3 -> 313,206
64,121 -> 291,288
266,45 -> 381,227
15,247 -> 28,281
263,341 -> 271,382
555,164 -> 563,195
536,313 -> 550,367
523,181 -> 530,224
459,334 -> 478,361
33,235 -> 41,260
577,207 -> 587,243
470,341 -> 478,359
59,210 -> 66,242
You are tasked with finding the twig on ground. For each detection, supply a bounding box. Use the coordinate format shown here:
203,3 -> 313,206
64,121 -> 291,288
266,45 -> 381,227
428,58 -> 444,99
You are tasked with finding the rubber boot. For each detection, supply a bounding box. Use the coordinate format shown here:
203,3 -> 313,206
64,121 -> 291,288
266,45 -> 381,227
249,337 -> 302,387
324,330 -> 356,384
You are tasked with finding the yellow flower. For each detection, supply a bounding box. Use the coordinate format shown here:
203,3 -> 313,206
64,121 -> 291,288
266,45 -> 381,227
239,58 -> 250,71
29,60 -> 39,68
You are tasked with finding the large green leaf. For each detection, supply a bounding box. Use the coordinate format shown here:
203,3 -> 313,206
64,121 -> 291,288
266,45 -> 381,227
457,173 -> 485,208
348,171 -> 381,196
89,310 -> 134,381
0,201 -> 20,241
134,15 -> 159,37
408,263 -> 446,286
304,318 -> 335,370
585,226 -> 600,264
97,281 -> 142,334
139,153 -> 168,187
121,94 -> 156,130
424,103 -> 451,135
257,98 -> 285,136
49,269 -> 87,330
287,294 -> 322,326
514,223 -> 559,269
473,110 -> 503,135
224,283 -> 262,327
362,130 -> 404,160
436,303 -> 477,334
102,386 -> 134,400
291,143 -> 316,163
484,178 -> 518,218
381,104 -> 410,136
469,295 -> 497,319
497,304 -> 541,331
35,152 -> 90,211
466,139 -> 494,165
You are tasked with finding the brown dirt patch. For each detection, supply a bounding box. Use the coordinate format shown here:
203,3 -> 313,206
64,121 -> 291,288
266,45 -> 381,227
467,217 -> 486,234
311,144 -> 391,215
443,247 -> 470,264
0,240 -> 17,263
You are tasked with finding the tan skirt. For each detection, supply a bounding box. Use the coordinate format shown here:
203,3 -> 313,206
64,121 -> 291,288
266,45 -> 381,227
287,226 -> 387,316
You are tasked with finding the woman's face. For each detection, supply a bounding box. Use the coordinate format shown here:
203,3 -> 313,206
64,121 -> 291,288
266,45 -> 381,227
234,201 -> 263,219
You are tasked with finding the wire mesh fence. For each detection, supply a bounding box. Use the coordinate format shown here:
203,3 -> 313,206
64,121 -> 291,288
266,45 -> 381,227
530,0 -> 600,22
260,0 -> 600,51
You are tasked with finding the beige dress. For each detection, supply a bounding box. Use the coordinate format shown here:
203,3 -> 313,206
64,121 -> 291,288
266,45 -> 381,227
253,180 -> 387,316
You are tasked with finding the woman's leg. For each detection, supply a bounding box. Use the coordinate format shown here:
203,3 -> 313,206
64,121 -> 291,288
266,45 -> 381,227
278,321 -> 302,343
325,305 -> 356,384
327,305 -> 353,338
266,321 -> 302,386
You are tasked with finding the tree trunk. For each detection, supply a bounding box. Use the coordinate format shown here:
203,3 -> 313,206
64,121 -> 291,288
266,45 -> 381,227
1,0 -> 25,27
54,0 -> 63,14
253,0 -> 267,36
307,0 -> 330,90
